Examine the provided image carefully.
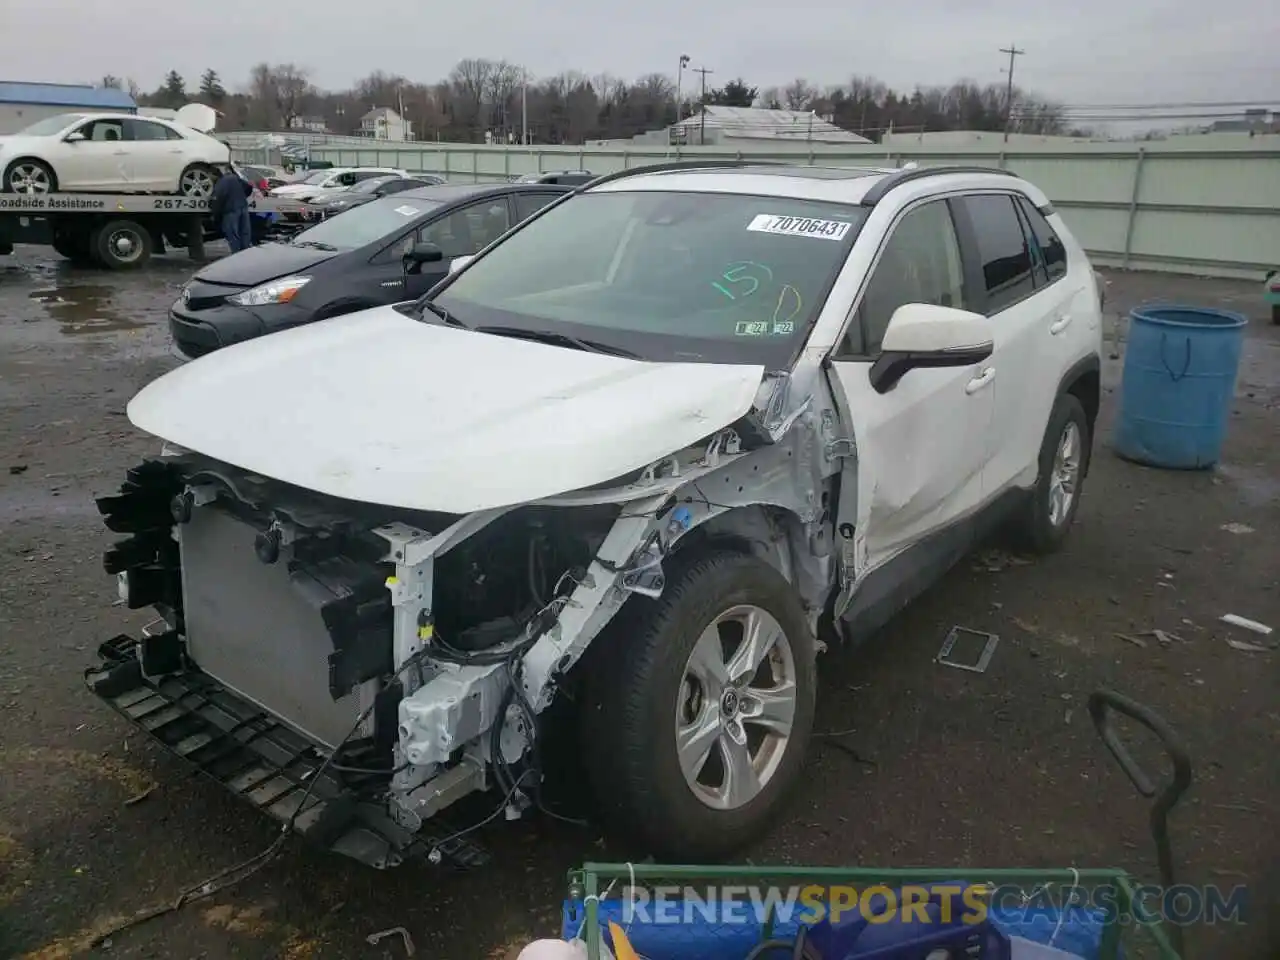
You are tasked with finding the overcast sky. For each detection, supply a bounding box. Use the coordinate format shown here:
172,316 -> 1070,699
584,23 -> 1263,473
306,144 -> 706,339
7,0 -> 1277,113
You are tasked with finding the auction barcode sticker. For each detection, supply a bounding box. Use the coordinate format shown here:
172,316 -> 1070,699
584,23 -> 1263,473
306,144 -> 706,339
747,214 -> 852,241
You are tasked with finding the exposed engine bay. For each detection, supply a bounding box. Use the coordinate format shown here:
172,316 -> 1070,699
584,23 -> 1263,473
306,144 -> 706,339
87,416 -> 836,868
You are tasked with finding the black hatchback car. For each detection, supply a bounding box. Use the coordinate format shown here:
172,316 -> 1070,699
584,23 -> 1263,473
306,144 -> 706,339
169,182 -> 572,359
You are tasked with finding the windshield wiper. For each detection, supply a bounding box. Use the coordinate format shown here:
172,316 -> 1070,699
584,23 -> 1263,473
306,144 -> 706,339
419,300 -> 467,328
291,240 -> 338,251
474,325 -> 638,359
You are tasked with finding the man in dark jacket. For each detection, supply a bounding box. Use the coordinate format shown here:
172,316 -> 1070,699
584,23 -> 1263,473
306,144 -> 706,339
209,164 -> 253,253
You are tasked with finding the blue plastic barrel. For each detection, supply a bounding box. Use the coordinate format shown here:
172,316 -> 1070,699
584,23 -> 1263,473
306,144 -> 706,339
1113,305 -> 1247,469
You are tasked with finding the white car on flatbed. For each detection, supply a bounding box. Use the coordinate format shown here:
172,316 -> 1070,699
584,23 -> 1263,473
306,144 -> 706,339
88,161 -> 1103,868
0,112 -> 230,197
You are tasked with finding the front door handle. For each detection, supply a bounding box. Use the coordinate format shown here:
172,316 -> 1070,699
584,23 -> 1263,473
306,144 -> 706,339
965,367 -> 996,395
1050,314 -> 1073,335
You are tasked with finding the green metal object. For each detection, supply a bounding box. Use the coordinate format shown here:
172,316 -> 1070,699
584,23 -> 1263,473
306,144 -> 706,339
567,690 -> 1192,960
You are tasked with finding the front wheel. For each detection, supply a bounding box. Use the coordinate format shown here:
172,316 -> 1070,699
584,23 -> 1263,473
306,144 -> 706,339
4,158 -> 57,194
1011,393 -> 1091,554
581,550 -> 816,861
178,163 -> 218,199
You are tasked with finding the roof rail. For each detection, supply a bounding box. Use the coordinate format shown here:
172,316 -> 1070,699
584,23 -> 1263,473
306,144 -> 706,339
859,164 -> 1017,206
580,159 -> 786,190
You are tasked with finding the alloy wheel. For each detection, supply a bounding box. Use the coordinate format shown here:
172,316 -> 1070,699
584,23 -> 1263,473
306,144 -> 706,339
8,164 -> 51,193
675,603 -> 797,810
1048,421 -> 1081,527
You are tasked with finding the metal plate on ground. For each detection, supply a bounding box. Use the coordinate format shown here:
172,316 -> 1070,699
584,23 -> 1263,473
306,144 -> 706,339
936,626 -> 999,673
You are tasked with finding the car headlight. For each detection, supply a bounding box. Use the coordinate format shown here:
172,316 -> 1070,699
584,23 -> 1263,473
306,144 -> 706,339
228,276 -> 310,306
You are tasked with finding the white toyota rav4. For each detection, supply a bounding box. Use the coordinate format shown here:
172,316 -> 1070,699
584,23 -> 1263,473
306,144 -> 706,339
90,162 -> 1102,868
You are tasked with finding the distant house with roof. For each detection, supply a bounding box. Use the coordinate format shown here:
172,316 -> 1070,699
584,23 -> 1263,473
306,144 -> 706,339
358,107 -> 413,142
0,81 -> 137,134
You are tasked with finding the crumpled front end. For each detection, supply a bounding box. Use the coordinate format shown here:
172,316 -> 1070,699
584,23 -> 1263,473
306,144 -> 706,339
85,446 -> 697,867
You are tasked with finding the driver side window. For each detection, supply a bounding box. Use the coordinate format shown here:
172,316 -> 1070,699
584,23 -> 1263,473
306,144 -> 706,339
839,199 -> 967,357
78,118 -> 127,142
419,199 -> 511,258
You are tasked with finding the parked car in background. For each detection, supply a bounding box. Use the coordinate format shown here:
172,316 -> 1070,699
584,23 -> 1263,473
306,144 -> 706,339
514,169 -> 595,185
270,167 -> 408,201
238,164 -> 292,193
168,181 -> 572,359
1,112 -> 230,196
305,174 -> 447,217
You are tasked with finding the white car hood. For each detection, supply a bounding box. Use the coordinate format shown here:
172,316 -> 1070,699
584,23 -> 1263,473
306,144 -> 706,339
128,306 -> 766,513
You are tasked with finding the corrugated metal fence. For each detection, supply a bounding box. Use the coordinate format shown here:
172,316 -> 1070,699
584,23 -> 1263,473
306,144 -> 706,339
228,133 -> 1280,279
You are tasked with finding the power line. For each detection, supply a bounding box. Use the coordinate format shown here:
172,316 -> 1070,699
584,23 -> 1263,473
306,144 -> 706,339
999,44 -> 1025,142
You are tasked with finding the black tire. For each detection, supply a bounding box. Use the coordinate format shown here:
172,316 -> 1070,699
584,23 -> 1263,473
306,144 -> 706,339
1010,393 -> 1091,554
91,219 -> 153,270
3,157 -> 57,193
51,230 -> 94,265
581,550 -> 817,861
178,163 -> 218,199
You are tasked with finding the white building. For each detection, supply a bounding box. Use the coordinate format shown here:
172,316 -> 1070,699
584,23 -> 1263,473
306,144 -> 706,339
290,115 -> 328,133
0,81 -> 136,134
664,105 -> 872,147
359,107 -> 413,142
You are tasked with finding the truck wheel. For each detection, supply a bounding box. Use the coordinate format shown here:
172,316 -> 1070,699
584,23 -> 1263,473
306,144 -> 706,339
1010,393 -> 1090,554
4,158 -> 57,193
91,220 -> 153,270
179,164 -> 218,199
52,230 -> 95,265
581,550 -> 816,861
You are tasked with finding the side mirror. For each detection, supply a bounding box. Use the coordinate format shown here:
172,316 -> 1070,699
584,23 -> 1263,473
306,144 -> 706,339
449,254 -> 474,275
868,303 -> 993,394
64,131 -> 86,143
402,241 -> 444,274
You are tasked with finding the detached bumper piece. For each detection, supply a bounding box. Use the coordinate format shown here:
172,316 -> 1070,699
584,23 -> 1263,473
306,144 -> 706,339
86,635 -> 488,870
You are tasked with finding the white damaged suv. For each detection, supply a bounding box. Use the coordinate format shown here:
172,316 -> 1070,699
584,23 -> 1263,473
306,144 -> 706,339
89,161 -> 1102,867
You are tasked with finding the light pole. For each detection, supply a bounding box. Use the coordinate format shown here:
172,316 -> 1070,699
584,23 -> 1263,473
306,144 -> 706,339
521,68 -> 529,146
676,54 -> 690,126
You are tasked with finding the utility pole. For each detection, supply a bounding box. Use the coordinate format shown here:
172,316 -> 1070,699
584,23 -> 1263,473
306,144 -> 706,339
521,68 -> 528,146
1000,44 -> 1025,142
693,66 -> 713,145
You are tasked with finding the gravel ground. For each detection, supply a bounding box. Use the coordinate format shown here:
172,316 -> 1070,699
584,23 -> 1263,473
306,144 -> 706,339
0,243 -> 1277,960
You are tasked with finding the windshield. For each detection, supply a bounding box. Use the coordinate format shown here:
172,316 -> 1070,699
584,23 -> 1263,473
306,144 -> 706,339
18,114 -> 83,136
290,194 -> 439,250
431,190 -> 867,365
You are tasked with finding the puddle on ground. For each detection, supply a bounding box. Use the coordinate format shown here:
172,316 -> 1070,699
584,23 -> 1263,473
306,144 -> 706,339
26,286 -> 143,335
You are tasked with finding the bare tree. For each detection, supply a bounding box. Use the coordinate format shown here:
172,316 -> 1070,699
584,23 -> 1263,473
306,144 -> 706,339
273,63 -> 313,129
783,78 -> 819,111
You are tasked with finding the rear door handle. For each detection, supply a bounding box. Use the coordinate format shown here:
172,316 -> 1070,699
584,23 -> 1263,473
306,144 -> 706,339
1050,314 -> 1073,335
965,367 -> 995,395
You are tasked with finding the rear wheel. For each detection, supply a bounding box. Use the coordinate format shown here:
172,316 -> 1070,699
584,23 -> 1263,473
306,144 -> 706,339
1010,393 -> 1090,554
91,219 -> 153,270
4,158 -> 56,194
581,550 -> 816,861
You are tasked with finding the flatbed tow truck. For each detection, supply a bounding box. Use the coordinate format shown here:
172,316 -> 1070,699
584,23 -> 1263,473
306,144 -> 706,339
0,192 -> 308,269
